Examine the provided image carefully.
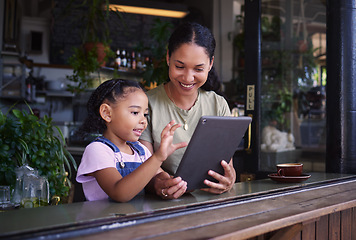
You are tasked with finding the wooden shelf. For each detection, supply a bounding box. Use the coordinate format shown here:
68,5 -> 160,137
32,63 -> 72,69
31,64 -> 145,76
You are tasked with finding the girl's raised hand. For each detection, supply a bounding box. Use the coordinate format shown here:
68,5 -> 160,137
155,120 -> 188,162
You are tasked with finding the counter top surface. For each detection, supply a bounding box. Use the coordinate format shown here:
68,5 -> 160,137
0,172 -> 355,239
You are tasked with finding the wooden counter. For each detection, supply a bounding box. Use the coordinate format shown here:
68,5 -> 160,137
1,173 -> 356,239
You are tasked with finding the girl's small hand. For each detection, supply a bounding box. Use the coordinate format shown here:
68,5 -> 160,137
154,171 -> 187,199
155,120 -> 188,162
201,159 -> 236,194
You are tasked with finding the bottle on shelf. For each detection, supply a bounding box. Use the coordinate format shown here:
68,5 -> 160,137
26,78 -> 32,102
115,49 -> 121,68
25,72 -> 36,102
126,50 -> 131,69
121,49 -> 127,68
131,51 -> 136,70
137,52 -> 143,70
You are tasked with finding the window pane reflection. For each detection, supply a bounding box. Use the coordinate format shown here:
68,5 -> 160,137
260,0 -> 326,172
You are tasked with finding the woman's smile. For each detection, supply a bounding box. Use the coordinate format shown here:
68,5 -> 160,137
179,82 -> 195,89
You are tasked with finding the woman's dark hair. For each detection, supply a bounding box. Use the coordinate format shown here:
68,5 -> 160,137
78,79 -> 142,135
167,22 -> 222,95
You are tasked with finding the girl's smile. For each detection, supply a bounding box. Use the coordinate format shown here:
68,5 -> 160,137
133,128 -> 145,137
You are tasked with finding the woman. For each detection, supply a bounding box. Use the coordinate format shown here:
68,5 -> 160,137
140,22 -> 235,199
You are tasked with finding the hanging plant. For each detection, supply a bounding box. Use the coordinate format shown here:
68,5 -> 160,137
59,0 -> 124,93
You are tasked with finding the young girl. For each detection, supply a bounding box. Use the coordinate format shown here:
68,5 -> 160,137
76,79 -> 187,202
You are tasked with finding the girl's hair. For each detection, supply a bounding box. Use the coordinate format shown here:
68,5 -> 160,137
167,22 -> 222,95
79,79 -> 142,135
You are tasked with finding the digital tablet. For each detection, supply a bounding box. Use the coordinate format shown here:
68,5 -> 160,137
174,116 -> 252,191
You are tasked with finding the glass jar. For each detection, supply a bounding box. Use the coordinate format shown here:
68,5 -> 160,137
13,165 -> 49,208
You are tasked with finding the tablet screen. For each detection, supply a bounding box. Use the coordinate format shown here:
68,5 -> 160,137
174,116 -> 252,191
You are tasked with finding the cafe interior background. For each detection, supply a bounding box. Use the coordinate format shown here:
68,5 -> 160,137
0,0 -> 328,203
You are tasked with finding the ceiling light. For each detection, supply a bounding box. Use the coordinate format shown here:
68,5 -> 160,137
108,1 -> 189,19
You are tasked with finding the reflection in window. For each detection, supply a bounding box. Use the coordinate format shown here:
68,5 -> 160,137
259,0 -> 326,173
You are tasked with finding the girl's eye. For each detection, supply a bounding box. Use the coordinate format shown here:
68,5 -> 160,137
132,111 -> 139,115
144,113 -> 149,118
195,68 -> 204,72
175,65 -> 184,69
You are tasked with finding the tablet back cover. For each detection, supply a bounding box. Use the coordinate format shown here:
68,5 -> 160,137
174,116 -> 252,191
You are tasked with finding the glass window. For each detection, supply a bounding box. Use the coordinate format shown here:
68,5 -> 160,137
259,0 -> 326,173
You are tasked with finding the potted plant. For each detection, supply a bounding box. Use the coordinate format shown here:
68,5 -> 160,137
66,45 -> 111,93
0,104 -> 77,204
142,19 -> 173,89
62,0 -> 124,93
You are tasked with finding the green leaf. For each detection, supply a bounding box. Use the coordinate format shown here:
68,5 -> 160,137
12,109 -> 22,119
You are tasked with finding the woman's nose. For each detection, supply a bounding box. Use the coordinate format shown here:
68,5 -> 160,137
183,69 -> 194,82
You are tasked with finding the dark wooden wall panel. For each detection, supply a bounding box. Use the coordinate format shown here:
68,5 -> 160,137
316,215 -> 329,240
352,207 -> 356,240
302,221 -> 316,239
329,212 -> 341,240
292,232 -> 301,240
341,208 -> 352,240
248,208 -> 356,240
